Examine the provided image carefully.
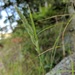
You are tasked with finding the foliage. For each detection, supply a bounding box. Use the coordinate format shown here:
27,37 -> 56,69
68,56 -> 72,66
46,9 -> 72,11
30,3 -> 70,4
0,0 -> 72,75
13,2 -> 69,75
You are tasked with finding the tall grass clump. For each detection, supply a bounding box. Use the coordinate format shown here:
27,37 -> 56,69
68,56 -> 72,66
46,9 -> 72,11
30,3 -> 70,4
15,6 -> 45,74
14,5 -> 73,75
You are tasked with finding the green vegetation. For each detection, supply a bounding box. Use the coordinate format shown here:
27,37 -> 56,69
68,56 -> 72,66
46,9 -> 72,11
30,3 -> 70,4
0,0 -> 74,75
